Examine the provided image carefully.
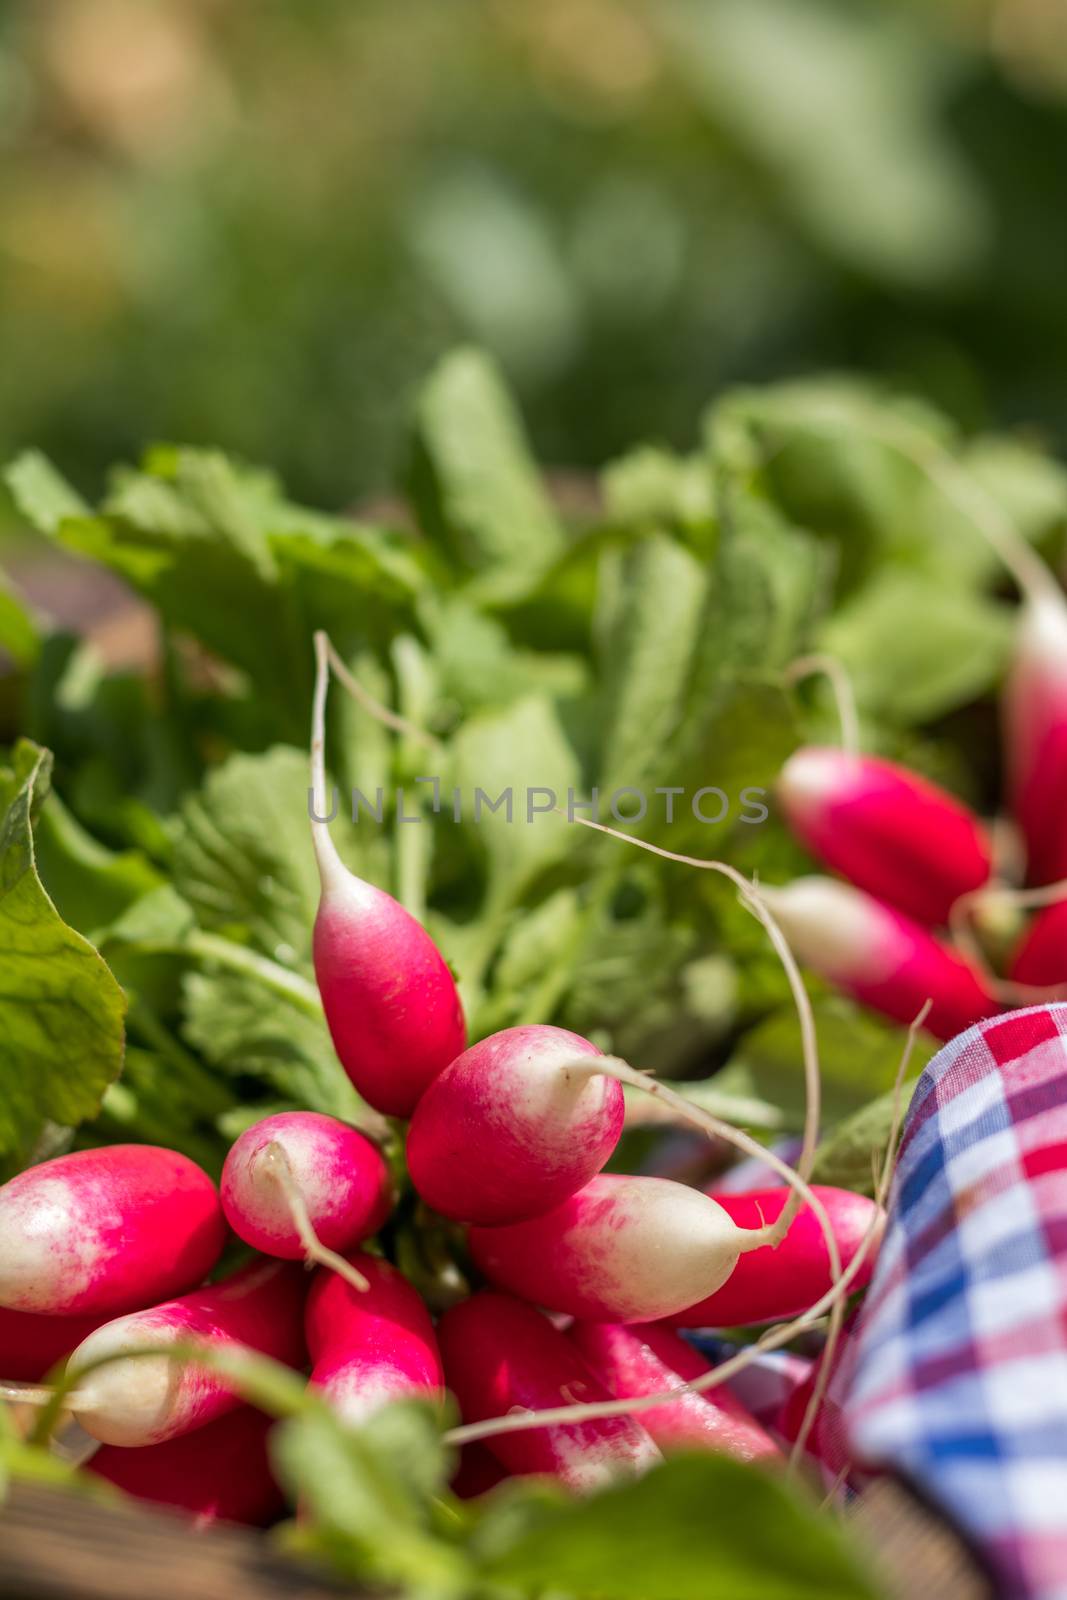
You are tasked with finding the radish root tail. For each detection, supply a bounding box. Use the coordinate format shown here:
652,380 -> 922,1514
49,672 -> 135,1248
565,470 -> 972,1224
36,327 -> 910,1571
783,653 -> 860,757
259,1142 -> 369,1293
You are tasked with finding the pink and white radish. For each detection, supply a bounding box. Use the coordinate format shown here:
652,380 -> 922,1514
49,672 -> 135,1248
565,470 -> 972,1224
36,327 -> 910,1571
437,1291 -> 660,1491
310,632 -> 466,1117
0,1306 -> 106,1384
569,1321 -> 777,1462
448,1042 -> 901,1455
222,1112 -> 391,1289
88,1405 -> 284,1529
760,876 -> 1000,1041
777,747 -> 992,926
306,1252 -> 442,1425
0,1146 -> 226,1317
1004,590 -> 1067,887
665,1185 -> 882,1328
468,1174 -> 789,1324
67,1259 -> 307,1447
406,1026 -> 623,1225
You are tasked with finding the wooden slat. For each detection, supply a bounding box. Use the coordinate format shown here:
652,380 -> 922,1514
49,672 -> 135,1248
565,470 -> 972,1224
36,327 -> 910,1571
0,1483 -> 352,1600
850,1478 -> 993,1600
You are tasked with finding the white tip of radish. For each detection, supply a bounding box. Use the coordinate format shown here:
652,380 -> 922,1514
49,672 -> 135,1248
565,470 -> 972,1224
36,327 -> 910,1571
470,1176 -> 754,1324
778,746 -> 854,817
69,1318 -> 183,1448
760,877 -> 900,986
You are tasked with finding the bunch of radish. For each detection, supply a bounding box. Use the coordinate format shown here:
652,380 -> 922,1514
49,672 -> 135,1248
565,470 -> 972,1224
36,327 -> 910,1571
762,436 -> 1067,1034
1,629 -> 901,1527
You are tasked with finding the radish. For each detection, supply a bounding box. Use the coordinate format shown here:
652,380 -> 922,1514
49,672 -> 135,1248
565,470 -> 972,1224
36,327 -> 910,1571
437,1291 -> 660,1492
221,1112 -> 392,1289
0,1307 -> 107,1384
468,1174 -> 784,1324
306,1252 -> 443,1425
310,632 -> 466,1117
67,1259 -> 307,1448
665,1185 -> 882,1328
406,1026 -> 624,1225
777,746 -> 992,926
1004,591 -> 1067,886
1010,899 -> 1067,988
0,1146 -> 226,1317
88,1406 -> 284,1529
569,1321 -> 778,1462
760,877 -> 1000,1041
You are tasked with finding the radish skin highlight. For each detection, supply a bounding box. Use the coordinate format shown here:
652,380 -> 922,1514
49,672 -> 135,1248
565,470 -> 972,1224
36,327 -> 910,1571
221,1112 -> 391,1289
67,1259 -> 307,1448
468,1174 -> 778,1325
306,1252 -> 443,1426
569,1321 -> 778,1462
406,1025 -> 624,1225
310,631 -> 466,1117
437,1291 -> 660,1492
0,1146 -> 226,1317
665,1185 -> 882,1328
88,1406 -> 284,1529
760,876 -> 1000,1041
777,747 -> 993,927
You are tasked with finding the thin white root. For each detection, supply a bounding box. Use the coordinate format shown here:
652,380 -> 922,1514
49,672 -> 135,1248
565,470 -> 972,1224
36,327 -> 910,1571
259,1142 -> 369,1293
786,999 -> 928,1471
0,1382 -> 91,1408
310,630 -> 346,889
783,654 -> 860,758
949,879 -> 1067,1005
581,1056 -> 838,1271
322,635 -> 442,752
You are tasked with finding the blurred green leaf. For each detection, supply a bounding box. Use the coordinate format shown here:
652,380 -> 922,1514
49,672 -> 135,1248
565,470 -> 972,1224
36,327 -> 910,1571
410,348 -> 566,599
476,1452 -> 880,1598
820,568 -> 1014,722
733,992 -> 937,1123
273,1401 -> 468,1599
665,0 -> 988,286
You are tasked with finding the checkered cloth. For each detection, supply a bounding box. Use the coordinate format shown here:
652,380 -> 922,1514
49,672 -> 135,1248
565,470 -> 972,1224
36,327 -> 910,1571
838,1003 -> 1067,1600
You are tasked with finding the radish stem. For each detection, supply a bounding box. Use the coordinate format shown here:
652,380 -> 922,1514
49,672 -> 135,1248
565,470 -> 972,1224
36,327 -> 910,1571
784,654 -> 860,757
257,1143 -> 370,1293
950,878 -> 1067,1004
581,1055 -> 836,1261
322,635 -> 442,752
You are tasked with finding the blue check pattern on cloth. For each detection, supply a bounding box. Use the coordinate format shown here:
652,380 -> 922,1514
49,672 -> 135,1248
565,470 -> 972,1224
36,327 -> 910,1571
837,1004 -> 1067,1599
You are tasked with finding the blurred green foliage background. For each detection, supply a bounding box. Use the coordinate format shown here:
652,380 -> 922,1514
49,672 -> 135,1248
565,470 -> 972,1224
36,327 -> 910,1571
3,0 -> 1067,505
